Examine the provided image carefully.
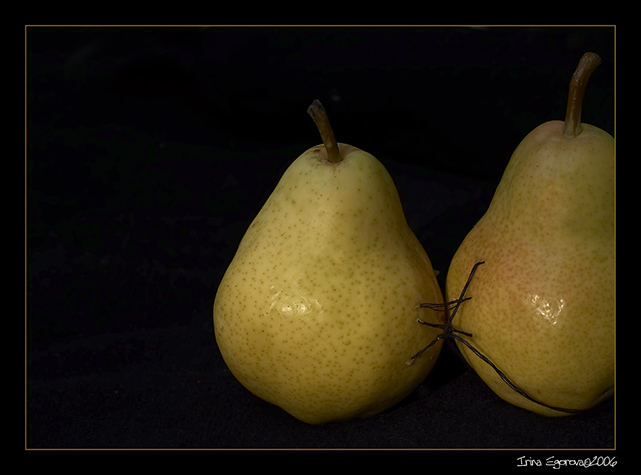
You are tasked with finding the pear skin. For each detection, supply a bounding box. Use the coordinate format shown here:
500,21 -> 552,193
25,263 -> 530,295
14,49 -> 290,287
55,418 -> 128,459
445,53 -> 614,416
214,101 -> 445,424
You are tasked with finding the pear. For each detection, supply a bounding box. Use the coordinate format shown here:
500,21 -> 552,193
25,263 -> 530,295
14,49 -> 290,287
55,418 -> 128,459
445,52 -> 614,416
213,100 -> 445,424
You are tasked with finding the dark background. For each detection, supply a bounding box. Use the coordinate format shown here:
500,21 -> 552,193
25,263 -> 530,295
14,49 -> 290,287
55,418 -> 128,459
26,26 -> 615,451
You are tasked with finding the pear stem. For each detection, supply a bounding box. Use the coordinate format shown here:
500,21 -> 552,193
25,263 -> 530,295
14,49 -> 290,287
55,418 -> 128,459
563,52 -> 603,138
307,100 -> 342,163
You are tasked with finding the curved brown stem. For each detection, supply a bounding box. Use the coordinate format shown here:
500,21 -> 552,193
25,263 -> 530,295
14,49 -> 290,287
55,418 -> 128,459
307,100 -> 342,163
564,52 -> 603,137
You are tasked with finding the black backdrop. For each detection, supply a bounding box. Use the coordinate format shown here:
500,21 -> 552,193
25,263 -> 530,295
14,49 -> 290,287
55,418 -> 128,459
26,26 -> 615,452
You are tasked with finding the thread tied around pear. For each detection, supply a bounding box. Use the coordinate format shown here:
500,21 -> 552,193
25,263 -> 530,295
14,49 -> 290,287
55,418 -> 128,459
411,261 -> 600,415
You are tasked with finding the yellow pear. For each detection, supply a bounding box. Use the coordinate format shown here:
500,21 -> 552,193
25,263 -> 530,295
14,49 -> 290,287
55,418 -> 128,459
445,53 -> 614,416
213,100 -> 445,424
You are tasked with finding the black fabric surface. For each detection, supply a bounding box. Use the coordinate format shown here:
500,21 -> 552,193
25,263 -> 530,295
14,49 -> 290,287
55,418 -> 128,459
26,26 -> 615,452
